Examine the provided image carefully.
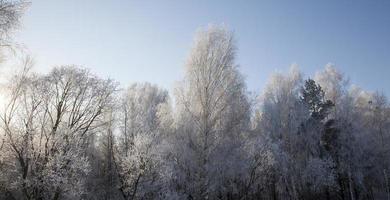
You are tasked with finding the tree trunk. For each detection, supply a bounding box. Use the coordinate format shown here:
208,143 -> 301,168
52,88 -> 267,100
348,170 -> 354,200
384,169 -> 390,200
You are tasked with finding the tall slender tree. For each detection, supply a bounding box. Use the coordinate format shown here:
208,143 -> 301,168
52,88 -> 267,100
172,25 -> 251,199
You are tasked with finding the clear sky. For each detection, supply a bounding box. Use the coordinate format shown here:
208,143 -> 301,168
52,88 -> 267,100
14,0 -> 390,95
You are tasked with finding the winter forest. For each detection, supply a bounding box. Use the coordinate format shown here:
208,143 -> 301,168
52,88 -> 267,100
0,1 -> 390,200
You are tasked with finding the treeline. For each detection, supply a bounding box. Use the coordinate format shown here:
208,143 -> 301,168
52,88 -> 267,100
0,2 -> 390,200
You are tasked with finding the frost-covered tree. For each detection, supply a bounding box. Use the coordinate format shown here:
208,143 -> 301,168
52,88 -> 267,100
353,90 -> 390,199
171,25 -> 251,199
255,67 -> 339,199
255,66 -> 309,199
0,65 -> 116,199
0,0 -> 28,47
314,66 -> 387,199
114,82 -> 169,200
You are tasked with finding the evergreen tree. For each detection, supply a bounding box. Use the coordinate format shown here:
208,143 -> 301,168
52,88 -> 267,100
301,79 -> 334,121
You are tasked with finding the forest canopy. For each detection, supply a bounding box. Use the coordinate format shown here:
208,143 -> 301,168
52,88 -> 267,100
0,1 -> 389,200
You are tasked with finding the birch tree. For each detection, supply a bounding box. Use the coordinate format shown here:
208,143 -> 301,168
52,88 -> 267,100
171,25 -> 251,199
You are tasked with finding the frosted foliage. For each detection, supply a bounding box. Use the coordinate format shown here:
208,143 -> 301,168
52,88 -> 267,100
114,82 -> 169,200
0,66 -> 116,199
40,135 -> 90,199
120,83 -> 168,139
258,65 -> 307,140
315,64 -> 347,103
170,25 -> 253,199
0,22 -> 389,199
117,134 -> 160,198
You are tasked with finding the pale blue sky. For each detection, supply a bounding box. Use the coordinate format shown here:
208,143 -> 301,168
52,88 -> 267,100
15,0 -> 390,95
